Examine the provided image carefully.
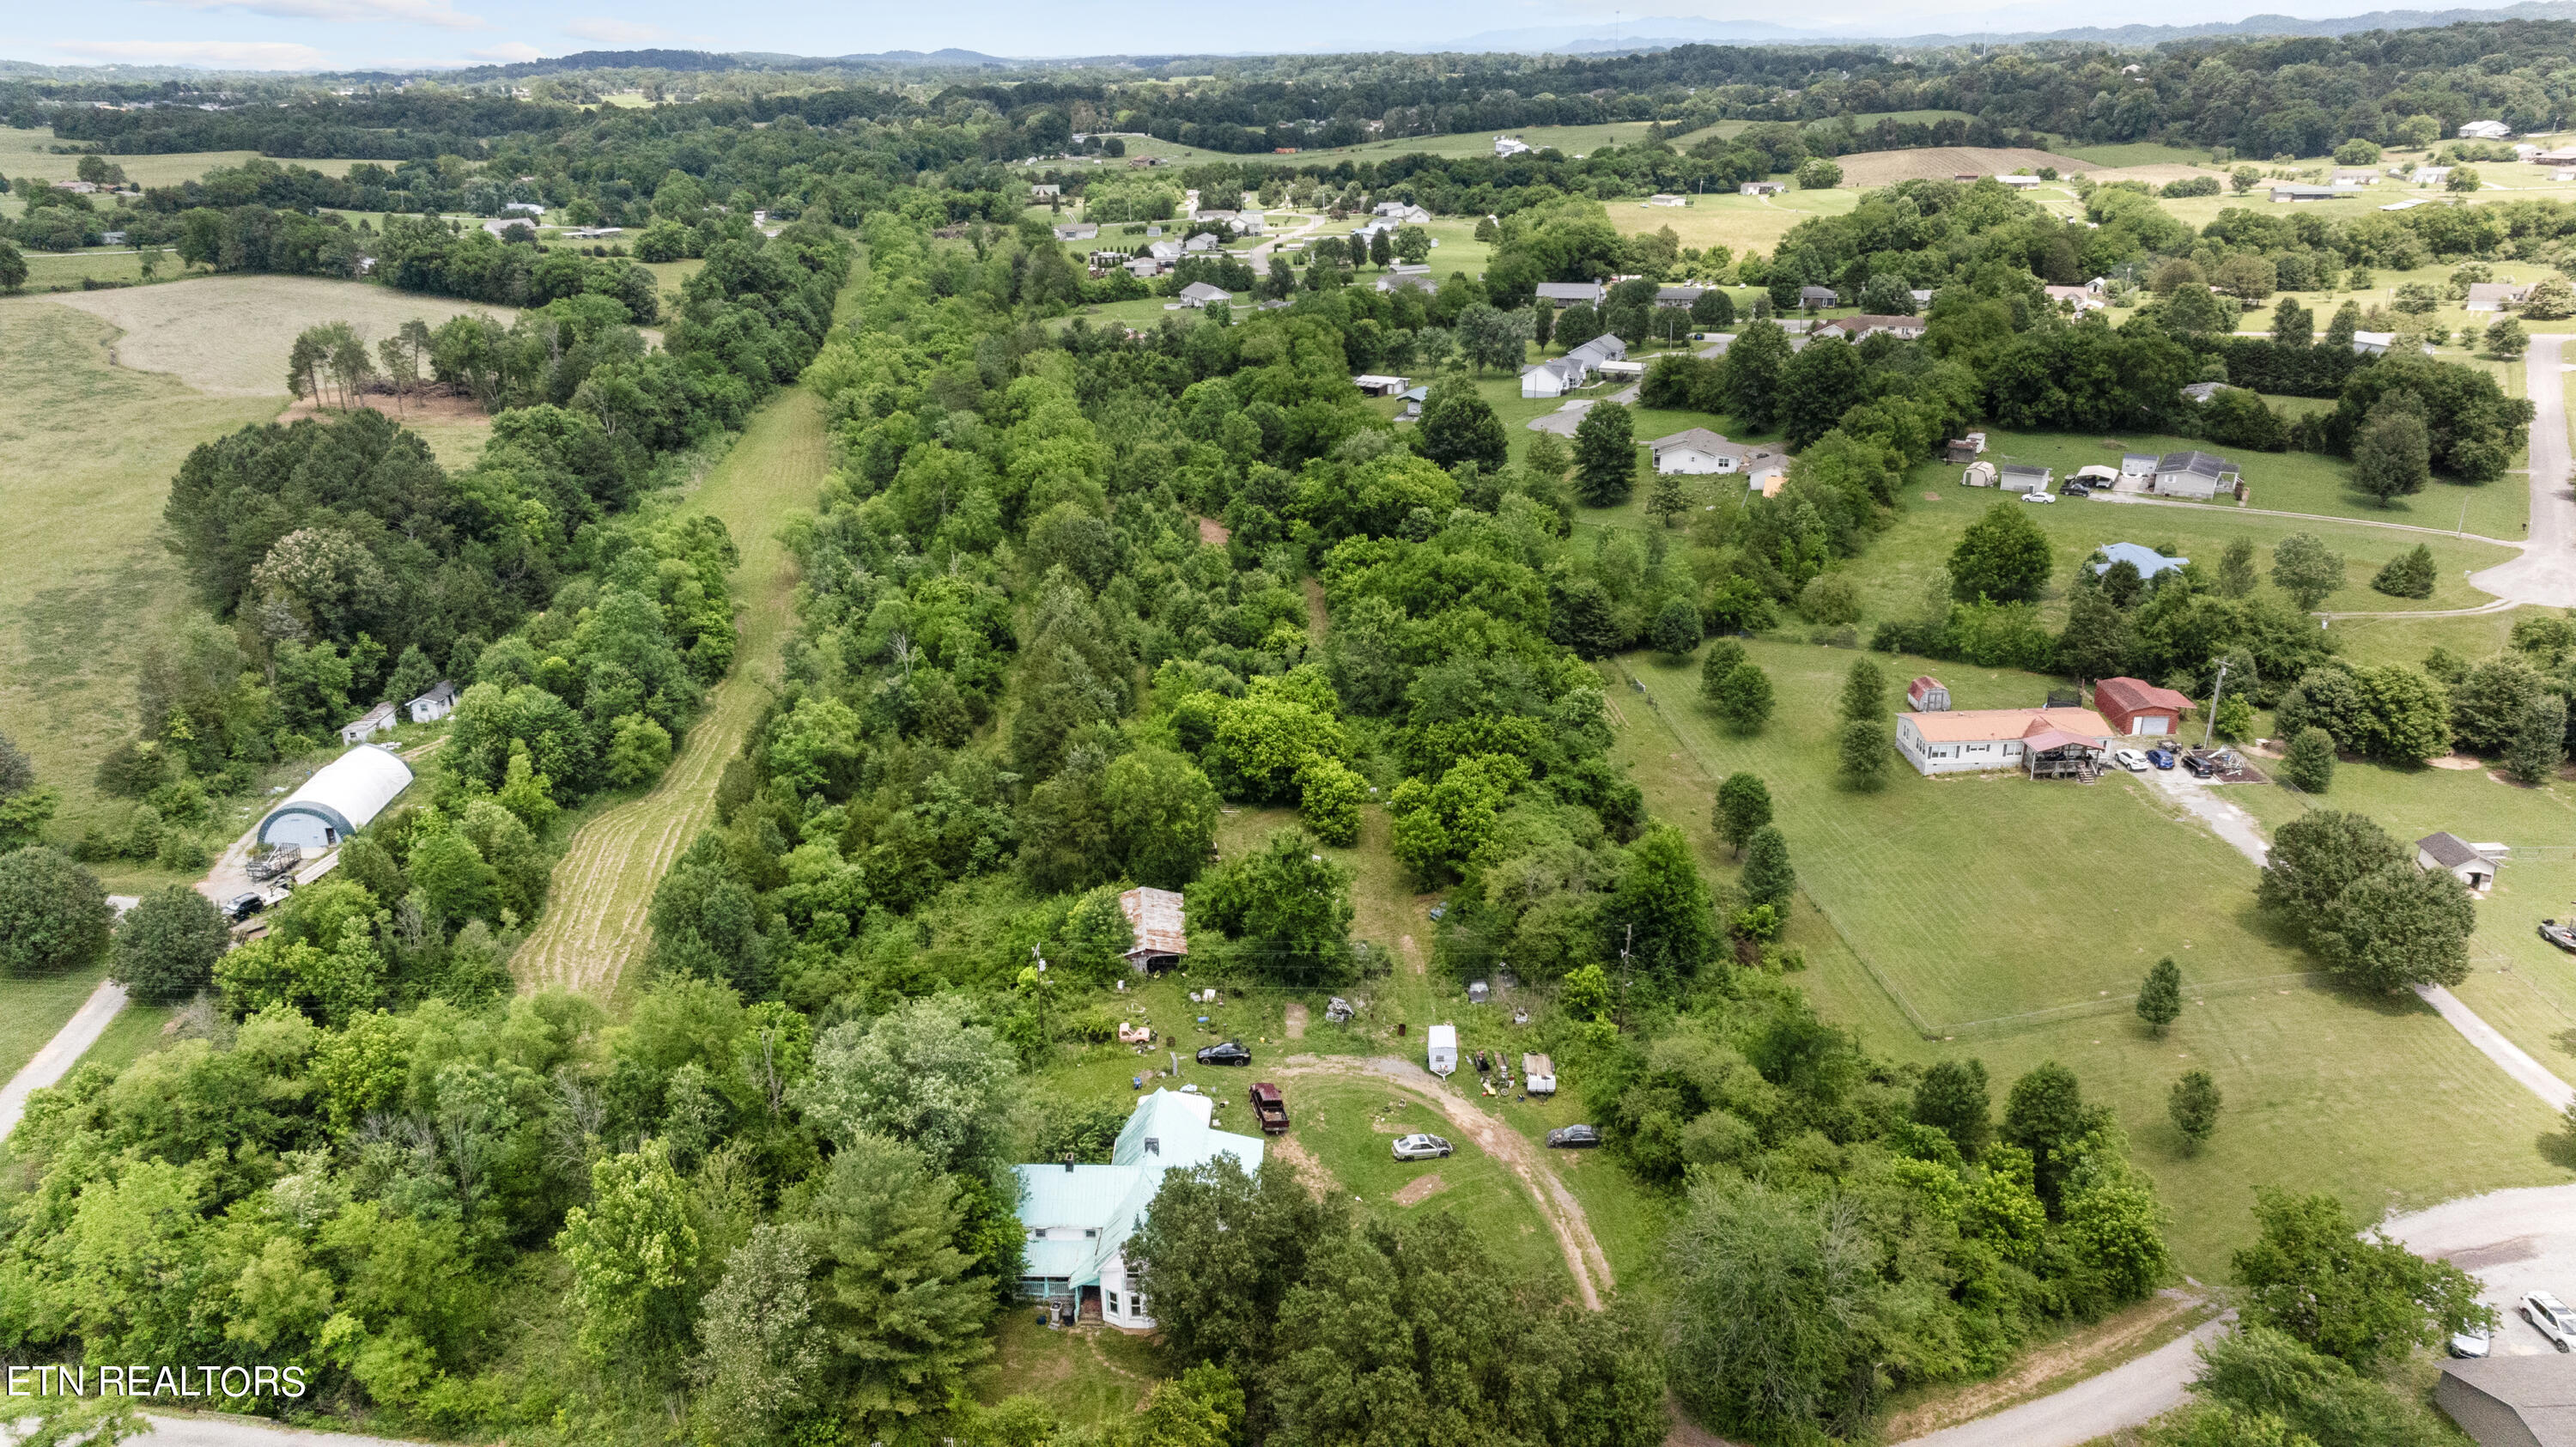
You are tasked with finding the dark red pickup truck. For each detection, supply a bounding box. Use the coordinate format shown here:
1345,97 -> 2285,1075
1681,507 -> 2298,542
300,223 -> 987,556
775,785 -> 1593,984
1249,1081 -> 1290,1134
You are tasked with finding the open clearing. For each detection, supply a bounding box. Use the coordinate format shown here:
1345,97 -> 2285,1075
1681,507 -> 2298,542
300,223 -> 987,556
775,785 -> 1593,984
1833,147 -> 2097,187
511,386 -> 829,997
39,275 -> 518,397
1614,640 -> 2567,1279
0,298 -> 281,839
1608,187 -> 1858,258
0,127 -> 401,192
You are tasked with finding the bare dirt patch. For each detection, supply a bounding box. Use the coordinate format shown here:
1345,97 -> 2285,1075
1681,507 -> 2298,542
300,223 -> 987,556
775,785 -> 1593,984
2430,754 -> 2485,770
39,276 -> 519,397
1834,146 -> 2093,188
1197,514 -> 1231,546
1392,1172 -> 1449,1207
1267,1132 -> 1340,1199
1284,1001 -> 1309,1039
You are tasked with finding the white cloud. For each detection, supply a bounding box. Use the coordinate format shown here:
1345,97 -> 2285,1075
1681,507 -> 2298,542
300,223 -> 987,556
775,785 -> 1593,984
51,38 -> 331,68
469,40 -> 545,61
155,0 -> 486,30
562,17 -> 670,43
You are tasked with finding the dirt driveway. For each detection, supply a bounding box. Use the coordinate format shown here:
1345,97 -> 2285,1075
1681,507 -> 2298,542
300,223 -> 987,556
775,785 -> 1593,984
1267,1053 -> 1613,1308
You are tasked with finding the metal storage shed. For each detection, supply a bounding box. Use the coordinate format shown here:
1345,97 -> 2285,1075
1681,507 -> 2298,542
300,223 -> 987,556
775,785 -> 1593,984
255,745 -> 414,849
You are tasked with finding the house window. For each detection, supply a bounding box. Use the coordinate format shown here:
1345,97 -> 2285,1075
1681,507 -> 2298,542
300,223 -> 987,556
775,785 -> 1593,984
1131,1294 -> 1148,1316
1108,1291 -> 1121,1315
1084,1228 -> 1099,1238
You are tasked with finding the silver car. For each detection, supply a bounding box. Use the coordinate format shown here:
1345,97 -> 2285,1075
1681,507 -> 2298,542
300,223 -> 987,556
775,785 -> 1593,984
1391,1133 -> 1453,1161
2523,1291 -> 2576,1351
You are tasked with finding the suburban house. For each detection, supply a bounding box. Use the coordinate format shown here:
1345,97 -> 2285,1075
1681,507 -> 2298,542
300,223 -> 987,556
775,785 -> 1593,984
2530,146 -> 2576,165
2467,282 -> 2533,312
2093,677 -> 2195,735
2270,184 -> 2355,202
2151,450 -> 2241,500
2416,833 -> 2500,891
1182,233 -> 1219,253
1054,222 -> 1098,241
339,702 -> 399,746
1196,209 -> 1266,234
2330,170 -> 2380,186
1647,192 -> 1688,207
1740,180 -> 1785,196
1645,428 -> 1784,480
2043,284 -> 2105,313
1814,314 -> 1927,341
2120,452 -> 2159,479
1146,240 -> 1185,264
1118,886 -> 1188,971
1534,280 -> 1607,305
1998,463 -> 2054,494
2459,120 -> 2513,139
1030,184 -> 1061,198
1371,201 -> 1432,226
1906,676 -> 1952,711
2434,1349 -> 2570,1446
1352,374 -> 1412,397
257,745 -> 415,849
407,680 -> 461,724
2415,166 -> 2455,186
2092,542 -> 2189,582
1494,136 -> 1533,157
1894,707 -> 2118,777
1796,285 -> 1839,310
1014,1090 -> 1261,1328
1125,258 -> 1163,279
1995,174 -> 2043,189
1177,281 -> 1233,307
1655,284 -> 1705,309
1520,334 -> 1625,398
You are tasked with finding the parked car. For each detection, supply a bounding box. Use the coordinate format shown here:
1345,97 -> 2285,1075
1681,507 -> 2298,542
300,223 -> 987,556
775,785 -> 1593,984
1249,1082 -> 1290,1134
2541,919 -> 2576,953
1546,1124 -> 1603,1149
2113,749 -> 2149,773
2058,479 -> 2091,496
1195,1041 -> 1252,1067
2147,749 -> 2176,769
2182,751 -> 2218,778
2449,1324 -> 2494,1359
225,893 -> 266,923
2020,489 -> 2057,504
2522,1291 -> 2576,1351
1392,1133 -> 1453,1161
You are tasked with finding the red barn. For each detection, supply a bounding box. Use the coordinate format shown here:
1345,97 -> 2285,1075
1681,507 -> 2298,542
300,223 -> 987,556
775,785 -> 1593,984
2093,677 -> 2194,736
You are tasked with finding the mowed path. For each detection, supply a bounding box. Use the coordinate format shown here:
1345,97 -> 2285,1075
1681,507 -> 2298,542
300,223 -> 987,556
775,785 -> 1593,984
513,388 -> 829,995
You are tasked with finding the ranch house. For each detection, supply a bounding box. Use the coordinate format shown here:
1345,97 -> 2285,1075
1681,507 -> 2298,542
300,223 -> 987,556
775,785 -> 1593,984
1895,706 -> 2116,777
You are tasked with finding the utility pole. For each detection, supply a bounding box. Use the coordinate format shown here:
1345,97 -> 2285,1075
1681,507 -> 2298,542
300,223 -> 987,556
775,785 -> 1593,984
1030,945 -> 1052,1048
2202,660 -> 2231,749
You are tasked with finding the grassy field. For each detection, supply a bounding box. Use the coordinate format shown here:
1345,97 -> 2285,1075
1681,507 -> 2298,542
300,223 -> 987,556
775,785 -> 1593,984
1612,641 -> 2569,1277
2058,142 -> 2226,169
17,247 -> 181,291
0,127 -> 400,192
0,964 -> 112,1087
0,298 -> 283,840
36,275 -> 519,397
510,386 -> 829,999
971,1310 -> 1169,1424
1834,147 -> 2096,188
1606,188 -> 1857,258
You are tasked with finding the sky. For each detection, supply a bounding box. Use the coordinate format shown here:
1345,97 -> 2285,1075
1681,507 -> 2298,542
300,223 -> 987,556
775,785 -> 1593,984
0,0 -> 2499,71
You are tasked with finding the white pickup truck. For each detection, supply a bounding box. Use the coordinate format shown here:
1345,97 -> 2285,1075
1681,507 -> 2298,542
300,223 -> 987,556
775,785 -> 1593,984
1522,1053 -> 1557,1097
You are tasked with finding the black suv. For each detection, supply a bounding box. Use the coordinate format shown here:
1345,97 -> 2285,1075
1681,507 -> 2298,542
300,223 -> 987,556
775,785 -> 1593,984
1546,1124 -> 1603,1149
1195,1041 -> 1253,1067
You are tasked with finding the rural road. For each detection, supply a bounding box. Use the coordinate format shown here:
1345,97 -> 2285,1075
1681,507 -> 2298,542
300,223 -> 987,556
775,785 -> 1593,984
2099,492 -> 2525,551
2465,330 -> 2576,607
2383,1183 -> 2576,1355
0,980 -> 127,1142
0,1414 -> 433,1446
1267,1052 -> 1615,1310
1894,1315 -> 2233,1447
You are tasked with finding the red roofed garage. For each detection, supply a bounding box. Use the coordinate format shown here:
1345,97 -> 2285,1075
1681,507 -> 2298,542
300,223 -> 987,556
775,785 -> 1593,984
2093,677 -> 2195,737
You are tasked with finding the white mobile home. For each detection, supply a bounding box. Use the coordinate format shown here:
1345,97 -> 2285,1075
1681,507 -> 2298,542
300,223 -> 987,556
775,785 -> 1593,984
1426,1024 -> 1459,1076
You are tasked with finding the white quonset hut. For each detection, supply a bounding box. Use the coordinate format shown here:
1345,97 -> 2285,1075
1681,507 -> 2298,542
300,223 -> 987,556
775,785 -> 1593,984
256,745 -> 414,849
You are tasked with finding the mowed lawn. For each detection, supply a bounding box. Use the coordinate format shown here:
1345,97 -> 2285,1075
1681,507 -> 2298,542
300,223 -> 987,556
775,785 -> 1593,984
0,127 -> 401,191
0,299 -> 281,839
1612,640 -> 2570,1278
0,963 -> 112,1091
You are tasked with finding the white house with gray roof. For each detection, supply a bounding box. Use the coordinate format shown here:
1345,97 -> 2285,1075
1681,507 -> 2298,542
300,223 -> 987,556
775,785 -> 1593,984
1015,1090 -> 1264,1327
2151,450 -> 2239,500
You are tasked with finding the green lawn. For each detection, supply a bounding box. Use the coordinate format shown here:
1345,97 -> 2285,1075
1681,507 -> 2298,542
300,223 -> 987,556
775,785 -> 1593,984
0,963 -> 112,1086
1611,641 -> 2571,1280
0,127 -> 399,191
1288,1076 -> 1571,1290
970,1310 -> 1169,1424
1610,188 -> 1859,260
17,248 -> 182,291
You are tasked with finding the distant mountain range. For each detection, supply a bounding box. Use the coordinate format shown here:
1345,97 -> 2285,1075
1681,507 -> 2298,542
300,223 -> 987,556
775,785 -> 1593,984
1439,0 -> 2576,51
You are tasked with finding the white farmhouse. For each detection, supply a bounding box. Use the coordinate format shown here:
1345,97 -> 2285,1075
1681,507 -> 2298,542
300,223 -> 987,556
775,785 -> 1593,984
1015,1091 -> 1264,1328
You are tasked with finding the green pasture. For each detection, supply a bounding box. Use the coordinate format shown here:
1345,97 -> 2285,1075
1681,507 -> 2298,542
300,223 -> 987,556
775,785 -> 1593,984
1607,187 -> 1857,259
0,126 -> 400,192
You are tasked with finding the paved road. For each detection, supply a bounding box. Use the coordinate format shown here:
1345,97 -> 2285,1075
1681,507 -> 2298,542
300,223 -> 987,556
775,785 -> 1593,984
2098,490 -> 2524,550
1895,1316 -> 2233,1447
0,1414 -> 434,1446
0,981 -> 127,1141
2383,1183 -> 2576,1356
2467,331 -> 2576,606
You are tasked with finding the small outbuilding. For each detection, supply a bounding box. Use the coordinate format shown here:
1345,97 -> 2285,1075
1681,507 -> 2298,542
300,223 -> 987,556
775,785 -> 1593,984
339,702 -> 398,746
2417,832 -> 2500,891
1998,464 -> 2054,494
1796,285 -> 1838,310
408,680 -> 460,724
2092,542 -> 2190,582
1534,281 -> 1607,305
1119,887 -> 1189,972
2094,676 -> 2195,736
2435,1353 -> 2574,1446
256,745 -> 414,849
1352,374 -> 1412,397
2467,283 -> 2533,313
1962,460 -> 1999,488
1907,676 -> 1951,712
1177,281 -> 1233,307
1740,180 -> 1785,196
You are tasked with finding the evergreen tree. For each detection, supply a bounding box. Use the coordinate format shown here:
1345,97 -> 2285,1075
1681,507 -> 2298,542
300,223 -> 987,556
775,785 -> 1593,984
1913,1058 -> 1990,1157
1713,772 -> 1772,856
1651,597 -> 1704,659
2270,297 -> 2313,347
1572,401 -> 1638,506
2283,727 -> 2337,793
2353,402 -> 2432,504
2170,1069 -> 2221,1150
2324,301 -> 2361,349
1740,824 -> 1795,908
2506,694 -> 2567,787
2371,544 -> 2436,599
1838,656 -> 1886,724
1837,719 -> 1890,790
2136,956 -> 2182,1035
1718,321 -> 1791,429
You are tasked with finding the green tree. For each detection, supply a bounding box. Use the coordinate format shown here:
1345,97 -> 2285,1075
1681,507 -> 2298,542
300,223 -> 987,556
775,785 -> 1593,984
2002,1061 -> 2097,1208
109,885 -> 229,1004
2485,315 -> 2529,359
2269,533 -> 2346,610
1713,663 -> 1776,734
1837,719 -> 1889,790
2323,301 -> 2361,349
1740,824 -> 1795,909
1713,772 -> 1772,856
2218,537 -> 2258,599
1950,502 -> 2053,603
1451,303 -> 1533,375
1794,157 -> 1843,188
1914,1058 -> 1991,1157
2169,1069 -> 2221,1150
2136,956 -> 2182,1035
556,1138 -> 702,1364
1127,1155 -> 1347,1373
1418,379 -> 1510,471
0,846 -> 112,977
2507,694 -> 2567,786
691,1225 -> 823,1445
1838,657 -> 1886,723
1650,596 -> 1703,659
1294,757 -> 1366,847
0,238 -> 27,294
2258,809 -> 2403,924
1665,1177 -> 1880,1443
793,995 -> 1018,1172
604,713 -> 674,787
2057,592 -> 2135,683
2233,1188 -> 2487,1371
1193,830 -> 1355,986
2281,727 -> 2336,793
2351,403 -> 2431,505
1103,745 -> 1222,889
1647,467 -> 1687,528
2447,166 -> 2482,192
2370,543 -> 2435,599
1698,638 -> 1747,705
1572,401 -> 1638,506
2312,862 -> 2475,991
2269,297 -> 2313,347
1607,824 -> 1721,978
1719,320 -> 1792,429
802,1134 -> 999,1427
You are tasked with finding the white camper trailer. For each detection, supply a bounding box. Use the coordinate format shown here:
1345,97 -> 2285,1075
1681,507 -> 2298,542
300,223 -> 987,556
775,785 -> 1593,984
1426,1024 -> 1459,1077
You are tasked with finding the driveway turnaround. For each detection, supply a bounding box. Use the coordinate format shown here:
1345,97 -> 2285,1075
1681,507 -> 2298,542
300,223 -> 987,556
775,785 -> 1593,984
1895,1316 -> 2233,1447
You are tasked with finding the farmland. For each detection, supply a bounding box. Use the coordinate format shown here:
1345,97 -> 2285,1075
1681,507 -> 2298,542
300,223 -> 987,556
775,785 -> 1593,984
0,126 -> 400,193
35,274 -> 518,397
1832,146 -> 2096,187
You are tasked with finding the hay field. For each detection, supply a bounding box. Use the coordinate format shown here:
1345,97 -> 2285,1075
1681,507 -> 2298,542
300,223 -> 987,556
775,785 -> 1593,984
0,299 -> 281,836
0,127 -> 399,192
39,276 -> 517,397
1833,146 -> 2096,186
1607,187 -> 1858,258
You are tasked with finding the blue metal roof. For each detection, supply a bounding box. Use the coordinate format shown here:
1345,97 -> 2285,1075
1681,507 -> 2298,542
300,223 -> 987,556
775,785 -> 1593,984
1012,1090 -> 1264,1289
2093,542 -> 2188,578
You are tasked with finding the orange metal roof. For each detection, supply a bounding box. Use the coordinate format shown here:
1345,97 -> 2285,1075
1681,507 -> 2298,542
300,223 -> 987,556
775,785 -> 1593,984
1903,707 -> 2117,744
